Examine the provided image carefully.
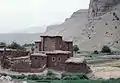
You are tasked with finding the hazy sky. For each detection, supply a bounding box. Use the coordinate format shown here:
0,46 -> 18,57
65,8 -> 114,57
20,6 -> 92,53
0,0 -> 90,33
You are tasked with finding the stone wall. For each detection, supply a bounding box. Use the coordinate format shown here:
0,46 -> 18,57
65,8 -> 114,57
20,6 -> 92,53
10,58 -> 31,72
30,55 -> 47,68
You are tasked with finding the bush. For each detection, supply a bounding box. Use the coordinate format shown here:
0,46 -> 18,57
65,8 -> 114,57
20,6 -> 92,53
70,76 -> 80,80
46,70 -> 56,76
73,45 -> 79,53
27,75 -> 41,80
61,73 -> 89,80
62,76 -> 72,80
43,76 -> 60,80
101,45 -> 111,53
76,74 -> 89,80
93,50 -> 99,54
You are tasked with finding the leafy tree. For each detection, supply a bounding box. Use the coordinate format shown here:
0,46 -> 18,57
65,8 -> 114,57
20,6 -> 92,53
73,45 -> 79,54
22,43 -> 35,47
101,45 -> 111,53
93,50 -> 99,54
8,42 -> 26,51
0,42 -> 6,47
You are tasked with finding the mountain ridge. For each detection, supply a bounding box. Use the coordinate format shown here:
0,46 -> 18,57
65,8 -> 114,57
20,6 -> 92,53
44,0 -> 120,51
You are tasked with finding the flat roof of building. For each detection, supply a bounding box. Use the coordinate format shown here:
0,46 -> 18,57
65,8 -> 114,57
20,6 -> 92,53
0,48 -> 17,52
35,40 -> 41,43
31,53 -> 47,57
41,50 -> 71,55
40,35 -> 62,38
65,57 -> 86,64
10,56 -> 30,60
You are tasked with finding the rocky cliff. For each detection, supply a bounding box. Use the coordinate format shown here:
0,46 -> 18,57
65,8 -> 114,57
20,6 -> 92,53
44,0 -> 120,51
88,0 -> 120,19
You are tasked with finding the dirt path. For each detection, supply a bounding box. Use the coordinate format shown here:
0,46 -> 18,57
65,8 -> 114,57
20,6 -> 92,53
91,66 -> 120,79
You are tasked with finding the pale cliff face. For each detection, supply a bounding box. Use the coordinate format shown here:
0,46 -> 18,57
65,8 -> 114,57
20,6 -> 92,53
44,0 -> 120,51
89,0 -> 120,19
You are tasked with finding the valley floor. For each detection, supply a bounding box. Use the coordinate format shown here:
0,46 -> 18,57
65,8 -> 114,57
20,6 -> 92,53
89,60 -> 120,79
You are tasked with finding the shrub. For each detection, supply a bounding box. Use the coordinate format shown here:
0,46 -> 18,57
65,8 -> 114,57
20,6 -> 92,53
43,76 -> 60,80
27,75 -> 41,80
76,74 -> 89,80
62,73 -> 89,80
62,76 -> 72,80
93,50 -> 99,54
101,45 -> 111,53
70,76 -> 80,80
46,70 -> 56,76
73,45 -> 79,53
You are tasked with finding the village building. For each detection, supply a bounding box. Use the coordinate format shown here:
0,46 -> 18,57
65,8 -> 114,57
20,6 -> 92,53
45,50 -> 71,71
34,41 -> 41,53
65,57 -> 90,73
10,56 -> 31,72
2,35 -> 90,73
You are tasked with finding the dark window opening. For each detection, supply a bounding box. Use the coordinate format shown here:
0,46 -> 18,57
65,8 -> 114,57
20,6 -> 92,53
52,57 -> 56,62
58,57 -> 61,62
35,57 -> 37,59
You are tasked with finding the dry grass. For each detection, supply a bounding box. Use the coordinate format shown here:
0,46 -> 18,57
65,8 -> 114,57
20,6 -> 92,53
90,60 -> 120,79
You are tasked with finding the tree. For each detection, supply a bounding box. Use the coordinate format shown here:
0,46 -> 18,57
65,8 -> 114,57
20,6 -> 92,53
93,50 -> 99,54
101,45 -> 111,53
8,42 -> 26,51
0,42 -> 6,47
22,43 -> 35,47
73,45 -> 79,53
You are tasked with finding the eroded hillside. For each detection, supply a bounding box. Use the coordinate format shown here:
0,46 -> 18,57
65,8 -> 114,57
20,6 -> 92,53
44,0 -> 120,51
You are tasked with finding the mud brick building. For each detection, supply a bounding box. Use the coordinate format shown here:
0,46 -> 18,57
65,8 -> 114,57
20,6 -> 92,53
65,57 -> 90,73
8,35 -> 90,73
34,41 -> 41,53
30,53 -> 47,69
40,36 -> 63,51
45,50 -> 71,71
10,56 -> 31,72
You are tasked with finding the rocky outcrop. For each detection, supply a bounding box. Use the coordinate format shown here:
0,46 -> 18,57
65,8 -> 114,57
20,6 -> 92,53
44,0 -> 120,51
44,9 -> 88,41
88,0 -> 120,19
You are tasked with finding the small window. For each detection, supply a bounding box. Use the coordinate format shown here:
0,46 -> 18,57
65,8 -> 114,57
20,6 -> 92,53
58,57 -> 61,62
52,57 -> 56,62
35,57 -> 37,59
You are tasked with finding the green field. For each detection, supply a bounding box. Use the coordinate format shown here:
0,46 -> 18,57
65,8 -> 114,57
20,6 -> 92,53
24,79 -> 120,83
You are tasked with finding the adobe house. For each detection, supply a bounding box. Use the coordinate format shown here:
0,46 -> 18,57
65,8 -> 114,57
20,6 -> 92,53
10,56 -> 31,72
30,53 -> 47,69
45,50 -> 71,71
40,36 -> 63,51
65,57 -> 90,73
62,41 -> 73,57
2,35 -> 90,73
34,41 -> 41,53
0,48 -> 29,58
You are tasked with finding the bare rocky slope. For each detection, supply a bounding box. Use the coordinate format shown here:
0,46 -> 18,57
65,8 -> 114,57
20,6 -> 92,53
44,0 -> 120,51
